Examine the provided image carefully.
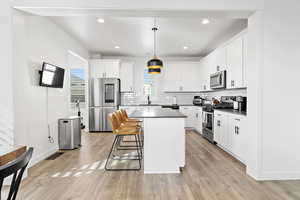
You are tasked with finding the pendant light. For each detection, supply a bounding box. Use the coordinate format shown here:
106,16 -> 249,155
148,18 -> 163,74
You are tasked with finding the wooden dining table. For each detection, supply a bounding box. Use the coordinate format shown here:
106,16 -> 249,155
0,146 -> 27,166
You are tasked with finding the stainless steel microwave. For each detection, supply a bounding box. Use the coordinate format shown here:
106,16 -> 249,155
210,70 -> 226,89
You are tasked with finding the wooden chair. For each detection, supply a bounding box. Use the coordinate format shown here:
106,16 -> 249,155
0,147 -> 33,200
105,113 -> 142,171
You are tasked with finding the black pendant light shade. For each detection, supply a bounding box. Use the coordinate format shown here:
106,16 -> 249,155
148,67 -> 161,74
147,19 -> 163,74
147,57 -> 163,69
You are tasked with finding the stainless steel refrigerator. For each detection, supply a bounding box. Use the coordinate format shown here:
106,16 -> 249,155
89,78 -> 121,132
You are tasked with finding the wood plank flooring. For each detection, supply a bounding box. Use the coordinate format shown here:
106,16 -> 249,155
9,131 -> 300,200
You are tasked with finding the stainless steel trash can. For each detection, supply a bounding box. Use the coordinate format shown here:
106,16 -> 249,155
58,116 -> 81,150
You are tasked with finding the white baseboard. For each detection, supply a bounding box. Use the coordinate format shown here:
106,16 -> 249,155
29,146 -> 58,167
247,167 -> 300,180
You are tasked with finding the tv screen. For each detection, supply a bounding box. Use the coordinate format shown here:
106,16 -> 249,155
39,62 -> 65,88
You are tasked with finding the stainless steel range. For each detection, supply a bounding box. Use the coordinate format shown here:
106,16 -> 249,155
202,96 -> 235,143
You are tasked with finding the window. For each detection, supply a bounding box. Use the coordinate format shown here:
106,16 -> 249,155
70,68 -> 85,104
143,68 -> 153,96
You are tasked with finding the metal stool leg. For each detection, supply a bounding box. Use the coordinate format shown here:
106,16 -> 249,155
105,134 -> 142,171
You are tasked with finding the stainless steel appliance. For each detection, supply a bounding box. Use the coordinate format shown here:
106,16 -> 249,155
58,116 -> 81,150
89,78 -> 121,132
193,96 -> 205,106
210,70 -> 226,89
202,105 -> 214,143
236,96 -> 247,112
202,96 -> 235,143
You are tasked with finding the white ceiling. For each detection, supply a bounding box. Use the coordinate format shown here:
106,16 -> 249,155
50,16 -> 247,57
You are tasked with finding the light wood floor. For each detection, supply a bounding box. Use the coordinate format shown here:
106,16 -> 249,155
13,131 -> 300,200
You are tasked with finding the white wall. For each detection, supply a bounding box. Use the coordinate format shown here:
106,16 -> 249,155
0,1 -> 14,151
258,0 -> 300,179
12,11 -> 88,165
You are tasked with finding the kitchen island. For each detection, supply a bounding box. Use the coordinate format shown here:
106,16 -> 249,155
130,108 -> 187,174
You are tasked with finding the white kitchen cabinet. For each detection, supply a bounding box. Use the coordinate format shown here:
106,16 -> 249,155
163,62 -> 201,92
226,37 -> 244,89
213,110 -> 247,163
210,47 -> 227,74
215,47 -> 227,72
213,111 -> 228,148
194,107 -> 203,133
163,62 -> 181,91
199,58 -> 211,91
179,106 -> 197,128
120,61 -> 134,92
228,114 -> 247,162
90,59 -> 120,78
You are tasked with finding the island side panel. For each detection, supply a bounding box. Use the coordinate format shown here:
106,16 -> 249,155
143,117 -> 185,174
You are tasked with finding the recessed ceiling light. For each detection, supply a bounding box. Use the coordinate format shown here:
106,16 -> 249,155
183,46 -> 189,50
97,18 -> 105,23
115,46 -> 120,49
202,18 -> 210,25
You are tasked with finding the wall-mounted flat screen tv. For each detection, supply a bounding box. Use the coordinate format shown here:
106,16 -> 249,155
39,62 -> 65,88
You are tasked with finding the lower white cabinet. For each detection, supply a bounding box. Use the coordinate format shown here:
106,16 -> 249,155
214,111 -> 228,147
195,107 -> 203,133
228,114 -> 247,162
179,106 -> 197,128
213,110 -> 247,163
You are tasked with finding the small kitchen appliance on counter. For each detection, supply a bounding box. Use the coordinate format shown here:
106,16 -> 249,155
236,96 -> 247,112
193,96 -> 205,106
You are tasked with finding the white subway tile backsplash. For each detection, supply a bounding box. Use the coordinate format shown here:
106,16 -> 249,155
121,89 -> 247,105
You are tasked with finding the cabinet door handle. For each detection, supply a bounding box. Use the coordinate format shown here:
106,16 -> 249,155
236,126 -> 239,135
234,126 -> 237,134
235,118 -> 240,121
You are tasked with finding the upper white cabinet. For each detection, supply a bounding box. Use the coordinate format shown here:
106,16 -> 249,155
199,30 -> 247,90
120,61 -> 134,92
210,46 -> 227,74
199,58 -> 211,91
163,62 -> 201,92
226,37 -> 244,89
90,59 -> 120,78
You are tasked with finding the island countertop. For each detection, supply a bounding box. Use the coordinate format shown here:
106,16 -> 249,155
130,108 -> 187,118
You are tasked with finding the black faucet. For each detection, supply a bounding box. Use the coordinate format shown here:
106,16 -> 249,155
147,95 -> 151,105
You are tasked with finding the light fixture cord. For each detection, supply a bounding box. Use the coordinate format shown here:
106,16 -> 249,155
153,18 -> 157,57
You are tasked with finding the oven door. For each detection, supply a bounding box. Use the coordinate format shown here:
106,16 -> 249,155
202,111 -> 214,131
210,71 -> 226,89
202,111 -> 215,143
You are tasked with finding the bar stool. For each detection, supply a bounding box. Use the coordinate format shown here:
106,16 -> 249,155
116,110 -> 144,149
120,109 -> 144,147
105,113 -> 143,171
